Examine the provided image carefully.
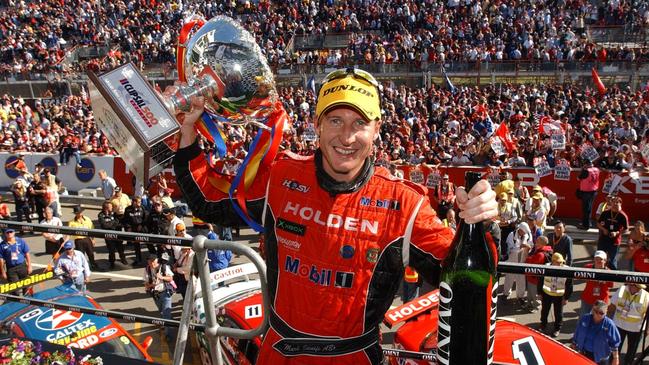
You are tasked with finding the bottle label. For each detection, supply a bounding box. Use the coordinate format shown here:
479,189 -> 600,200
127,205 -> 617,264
488,280 -> 498,365
437,279 -> 498,365
437,281 -> 452,365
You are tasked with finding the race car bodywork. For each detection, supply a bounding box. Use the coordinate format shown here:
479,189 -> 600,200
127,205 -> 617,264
0,284 -> 153,362
193,264 -> 594,365
384,290 -> 595,365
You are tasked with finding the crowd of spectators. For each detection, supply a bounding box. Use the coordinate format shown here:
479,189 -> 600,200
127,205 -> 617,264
0,94 -> 112,155
280,80 -> 649,173
1,77 -> 649,176
0,0 -> 649,79
0,0 -> 647,175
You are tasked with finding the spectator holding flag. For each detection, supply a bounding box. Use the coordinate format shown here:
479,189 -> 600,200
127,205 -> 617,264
472,103 -> 494,137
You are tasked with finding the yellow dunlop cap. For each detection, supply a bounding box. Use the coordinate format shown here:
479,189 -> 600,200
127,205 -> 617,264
315,76 -> 380,122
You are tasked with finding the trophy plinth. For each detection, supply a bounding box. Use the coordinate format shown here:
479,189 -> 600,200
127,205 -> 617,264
88,62 -> 179,183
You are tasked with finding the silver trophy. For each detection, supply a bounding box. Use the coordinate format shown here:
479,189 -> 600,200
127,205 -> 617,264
88,15 -> 278,183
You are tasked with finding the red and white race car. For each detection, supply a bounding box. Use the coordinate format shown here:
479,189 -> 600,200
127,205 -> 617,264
383,291 -> 594,365
192,264 -> 594,365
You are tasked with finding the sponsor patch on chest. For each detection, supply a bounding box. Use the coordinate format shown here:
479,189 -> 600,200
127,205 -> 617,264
282,201 -> 379,235
284,255 -> 355,289
276,218 -> 306,236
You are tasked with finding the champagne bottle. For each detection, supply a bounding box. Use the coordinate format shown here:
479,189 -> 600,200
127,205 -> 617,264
436,171 -> 499,365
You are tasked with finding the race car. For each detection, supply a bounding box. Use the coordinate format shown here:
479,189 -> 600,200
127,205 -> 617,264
383,291 -> 595,365
193,263 -> 263,365
0,284 -> 154,362
192,264 -> 594,365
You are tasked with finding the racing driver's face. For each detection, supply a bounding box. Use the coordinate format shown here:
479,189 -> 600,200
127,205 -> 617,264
317,106 -> 381,183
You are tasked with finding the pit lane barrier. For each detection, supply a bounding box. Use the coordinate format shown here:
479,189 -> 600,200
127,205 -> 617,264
4,220 -> 649,364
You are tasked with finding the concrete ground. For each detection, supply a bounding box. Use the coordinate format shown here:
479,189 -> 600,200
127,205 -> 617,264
4,204 -> 648,364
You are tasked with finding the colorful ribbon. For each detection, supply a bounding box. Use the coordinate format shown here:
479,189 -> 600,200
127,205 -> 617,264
176,18 -> 286,232
198,112 -> 228,158
229,110 -> 286,232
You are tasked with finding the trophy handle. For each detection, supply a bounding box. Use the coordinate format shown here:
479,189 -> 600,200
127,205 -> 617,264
162,71 -> 220,115
162,66 -> 272,132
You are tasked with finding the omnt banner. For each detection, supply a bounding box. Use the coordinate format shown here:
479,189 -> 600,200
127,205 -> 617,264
1,153 -> 646,221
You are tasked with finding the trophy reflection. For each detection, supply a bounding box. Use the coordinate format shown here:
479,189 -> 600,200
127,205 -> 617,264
87,15 -> 278,183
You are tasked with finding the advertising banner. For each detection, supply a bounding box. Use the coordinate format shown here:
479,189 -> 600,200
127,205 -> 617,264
0,153 -> 114,193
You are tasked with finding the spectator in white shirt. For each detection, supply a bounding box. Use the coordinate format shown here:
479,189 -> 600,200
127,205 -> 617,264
503,222 -> 533,303
507,149 -> 527,167
98,169 -> 117,200
41,207 -> 64,255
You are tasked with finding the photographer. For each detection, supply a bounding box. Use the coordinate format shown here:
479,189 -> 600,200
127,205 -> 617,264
625,221 -> 649,272
11,179 -> 31,224
597,196 -> 629,270
146,201 -> 168,257
143,253 -> 175,339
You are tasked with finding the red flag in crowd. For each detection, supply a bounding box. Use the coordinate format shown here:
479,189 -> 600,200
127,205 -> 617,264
537,116 -> 564,135
472,104 -> 488,120
591,67 -> 607,95
494,122 -> 515,153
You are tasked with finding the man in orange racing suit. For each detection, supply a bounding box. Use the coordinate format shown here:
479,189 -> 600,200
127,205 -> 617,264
171,68 -> 498,365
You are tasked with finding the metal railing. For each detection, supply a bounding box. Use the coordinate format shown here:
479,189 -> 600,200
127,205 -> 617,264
3,220 -> 649,364
0,63 -> 641,100
587,25 -> 649,45
292,25 -> 649,50
0,220 -> 268,365
276,59 -> 646,75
